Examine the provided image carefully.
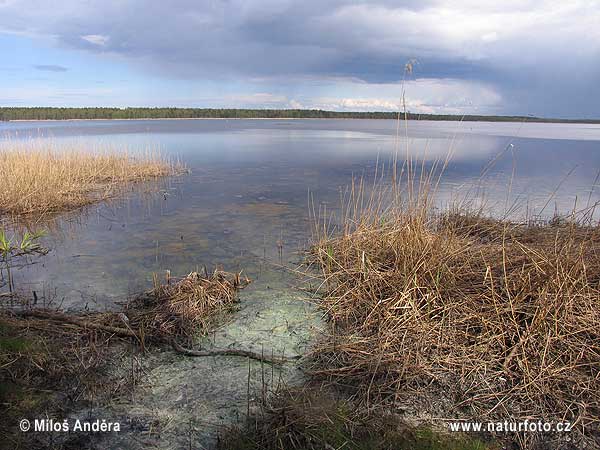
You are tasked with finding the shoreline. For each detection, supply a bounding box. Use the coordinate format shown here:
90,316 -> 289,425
4,117 -> 600,125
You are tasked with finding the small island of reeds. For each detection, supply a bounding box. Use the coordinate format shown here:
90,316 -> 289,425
0,140 -> 181,219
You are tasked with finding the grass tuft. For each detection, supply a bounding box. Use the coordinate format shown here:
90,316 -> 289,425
219,388 -> 495,450
125,269 -> 250,341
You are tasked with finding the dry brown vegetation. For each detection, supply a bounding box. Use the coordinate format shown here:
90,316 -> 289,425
0,269 -> 249,448
0,139 -> 180,218
308,175 -> 600,448
7,269 -> 249,345
219,386 -> 493,450
0,311 -> 130,449
124,269 -> 250,342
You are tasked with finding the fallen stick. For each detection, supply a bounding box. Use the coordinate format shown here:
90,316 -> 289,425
15,309 -> 140,339
170,339 -> 300,365
8,309 -> 301,365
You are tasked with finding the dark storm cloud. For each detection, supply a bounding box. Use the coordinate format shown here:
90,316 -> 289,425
34,64 -> 68,72
1,0 -> 599,117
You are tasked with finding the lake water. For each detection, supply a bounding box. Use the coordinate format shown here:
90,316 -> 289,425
1,118 -> 599,307
2,119 -> 599,307
2,118 -> 600,447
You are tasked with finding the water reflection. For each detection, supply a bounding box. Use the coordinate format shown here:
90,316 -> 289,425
1,119 -> 599,307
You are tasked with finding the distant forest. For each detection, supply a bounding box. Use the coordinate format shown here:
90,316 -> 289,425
1,107 -> 598,123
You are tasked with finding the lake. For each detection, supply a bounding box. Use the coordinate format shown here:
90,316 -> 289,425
2,118 -> 599,446
2,119 -> 599,307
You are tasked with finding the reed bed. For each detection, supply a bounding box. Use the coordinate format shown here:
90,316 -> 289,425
0,139 -> 179,218
308,176 -> 600,447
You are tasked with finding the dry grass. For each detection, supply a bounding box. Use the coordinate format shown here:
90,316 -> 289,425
0,312 -> 128,449
6,269 -> 250,345
1,269 -> 249,392
309,174 -> 600,448
125,269 -> 250,341
1,269 -> 249,381
0,313 -> 120,394
0,139 -> 180,218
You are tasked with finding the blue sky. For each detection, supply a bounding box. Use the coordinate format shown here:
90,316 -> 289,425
1,1 -> 599,118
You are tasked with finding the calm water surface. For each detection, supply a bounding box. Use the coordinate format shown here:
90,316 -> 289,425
1,118 -> 599,307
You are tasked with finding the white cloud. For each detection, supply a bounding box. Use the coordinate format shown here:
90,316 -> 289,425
314,97 -> 399,111
81,34 -> 108,46
304,78 -> 502,114
0,86 -> 115,105
481,32 -> 498,43
325,1 -> 600,63
225,93 -> 289,107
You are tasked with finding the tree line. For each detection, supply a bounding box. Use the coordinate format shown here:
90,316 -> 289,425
0,107 -> 597,123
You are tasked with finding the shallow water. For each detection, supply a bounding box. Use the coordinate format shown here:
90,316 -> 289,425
2,119 -> 600,447
2,119 -> 599,307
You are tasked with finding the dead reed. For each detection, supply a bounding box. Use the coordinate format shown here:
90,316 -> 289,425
1,269 -> 249,396
0,139 -> 180,218
309,177 -> 600,447
5,269 -> 249,345
124,269 -> 250,341
219,386 -> 492,450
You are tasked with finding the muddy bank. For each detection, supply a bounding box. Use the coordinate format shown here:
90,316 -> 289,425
1,269 -> 322,449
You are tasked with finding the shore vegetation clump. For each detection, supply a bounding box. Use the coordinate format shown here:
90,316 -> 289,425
0,139 -> 181,218
124,269 -> 250,342
5,269 -> 250,346
308,172 -> 600,448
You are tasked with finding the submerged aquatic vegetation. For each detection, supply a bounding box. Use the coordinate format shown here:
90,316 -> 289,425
0,139 -> 182,218
0,228 -> 47,295
309,187 -> 600,447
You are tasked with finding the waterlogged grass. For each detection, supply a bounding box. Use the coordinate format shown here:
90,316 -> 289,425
219,392 -> 494,450
224,427 -> 491,450
0,139 -> 181,218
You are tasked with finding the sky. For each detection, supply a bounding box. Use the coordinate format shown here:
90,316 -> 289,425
0,0 -> 599,118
